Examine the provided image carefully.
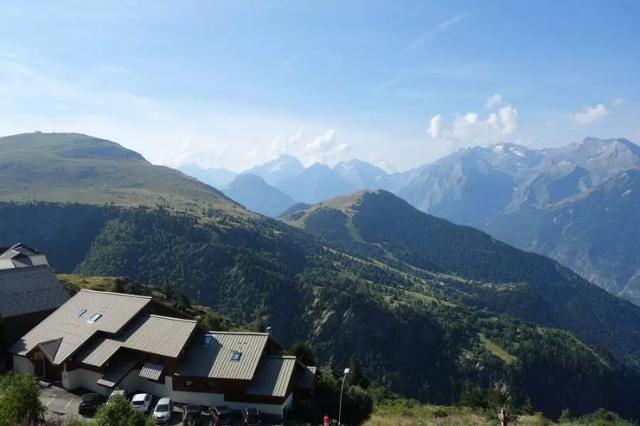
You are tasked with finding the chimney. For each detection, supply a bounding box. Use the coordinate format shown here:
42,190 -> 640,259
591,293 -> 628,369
266,326 -> 272,335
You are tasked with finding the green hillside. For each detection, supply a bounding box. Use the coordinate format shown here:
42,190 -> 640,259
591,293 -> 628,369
282,190 -> 640,364
0,133 -> 245,217
1,133 -> 640,420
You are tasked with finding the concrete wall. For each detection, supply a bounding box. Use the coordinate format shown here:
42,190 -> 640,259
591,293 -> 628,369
62,367 -> 107,396
12,355 -> 35,375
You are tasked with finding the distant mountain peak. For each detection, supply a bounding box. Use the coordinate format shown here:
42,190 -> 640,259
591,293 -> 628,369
245,154 -> 305,186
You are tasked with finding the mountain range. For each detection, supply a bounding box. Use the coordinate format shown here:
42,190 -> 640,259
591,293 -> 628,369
182,137 -> 640,306
7,132 -> 640,419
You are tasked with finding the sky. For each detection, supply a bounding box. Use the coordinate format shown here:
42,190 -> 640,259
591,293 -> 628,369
1,0 -> 639,172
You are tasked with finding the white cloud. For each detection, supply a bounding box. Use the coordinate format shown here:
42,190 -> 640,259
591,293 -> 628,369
302,129 -> 351,166
427,114 -> 442,139
572,104 -> 608,125
613,97 -> 624,107
499,105 -> 518,134
485,94 -> 503,110
426,96 -> 519,153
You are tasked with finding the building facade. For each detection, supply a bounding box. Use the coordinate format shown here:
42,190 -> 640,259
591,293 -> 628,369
10,289 -> 315,417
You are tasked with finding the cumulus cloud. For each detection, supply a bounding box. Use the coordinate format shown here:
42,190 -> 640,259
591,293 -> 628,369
426,95 -> 519,153
427,114 -> 442,139
572,104 -> 609,125
253,128 -> 351,167
302,129 -> 351,165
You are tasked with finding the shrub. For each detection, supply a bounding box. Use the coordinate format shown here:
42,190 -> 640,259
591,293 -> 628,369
0,373 -> 45,426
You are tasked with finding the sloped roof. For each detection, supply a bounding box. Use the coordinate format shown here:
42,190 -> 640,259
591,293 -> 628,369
139,361 -> 164,381
0,266 -> 68,317
247,356 -> 297,398
97,356 -> 137,388
77,314 -> 197,367
176,332 -> 269,380
0,244 -> 48,269
10,289 -> 151,365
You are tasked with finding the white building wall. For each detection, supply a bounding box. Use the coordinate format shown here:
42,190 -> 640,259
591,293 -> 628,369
58,367 -> 288,417
12,355 -> 35,375
62,367 -> 108,396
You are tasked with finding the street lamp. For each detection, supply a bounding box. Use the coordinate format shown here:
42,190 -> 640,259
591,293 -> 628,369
338,368 -> 350,426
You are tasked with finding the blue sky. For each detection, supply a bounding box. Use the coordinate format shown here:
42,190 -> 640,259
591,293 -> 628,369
1,0 -> 638,171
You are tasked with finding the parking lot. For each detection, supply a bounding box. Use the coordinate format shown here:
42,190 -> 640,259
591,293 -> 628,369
39,384 -> 284,425
40,385 -> 207,425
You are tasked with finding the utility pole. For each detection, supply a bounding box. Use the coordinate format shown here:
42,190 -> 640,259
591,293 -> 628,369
338,368 -> 350,426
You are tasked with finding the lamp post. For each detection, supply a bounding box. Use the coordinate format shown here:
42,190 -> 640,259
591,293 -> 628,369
338,367 -> 350,426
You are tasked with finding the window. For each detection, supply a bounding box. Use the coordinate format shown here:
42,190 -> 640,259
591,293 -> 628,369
87,313 -> 103,323
73,308 -> 87,318
230,351 -> 242,362
201,335 -> 214,346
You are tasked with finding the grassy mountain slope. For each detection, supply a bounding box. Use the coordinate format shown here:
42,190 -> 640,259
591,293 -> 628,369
0,132 -> 244,216
282,190 -> 640,363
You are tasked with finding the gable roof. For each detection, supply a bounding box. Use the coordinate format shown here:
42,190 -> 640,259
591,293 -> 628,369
0,266 -> 68,318
10,289 -> 151,365
76,314 -> 197,367
246,355 -> 297,398
176,332 -> 269,381
0,243 -> 48,269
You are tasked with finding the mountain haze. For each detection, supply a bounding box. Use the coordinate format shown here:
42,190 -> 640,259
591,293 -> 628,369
223,173 -> 296,217
189,138 -> 640,305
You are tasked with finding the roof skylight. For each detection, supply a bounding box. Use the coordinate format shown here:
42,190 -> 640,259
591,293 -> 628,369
87,313 -> 103,323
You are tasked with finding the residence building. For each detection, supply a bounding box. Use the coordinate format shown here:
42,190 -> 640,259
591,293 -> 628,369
0,262 -> 69,368
10,289 -> 315,417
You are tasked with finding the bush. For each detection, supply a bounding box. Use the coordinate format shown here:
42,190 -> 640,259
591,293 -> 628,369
94,395 -> 154,426
0,373 -> 45,426
341,385 -> 374,425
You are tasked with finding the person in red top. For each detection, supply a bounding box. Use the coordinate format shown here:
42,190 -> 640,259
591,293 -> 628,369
323,414 -> 330,426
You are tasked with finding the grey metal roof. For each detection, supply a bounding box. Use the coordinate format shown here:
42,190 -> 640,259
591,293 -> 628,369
0,265 -> 68,317
247,356 -> 297,398
139,362 -> 164,381
0,244 -> 48,269
10,289 -> 151,365
97,357 -> 137,388
176,332 -> 269,381
77,314 -> 197,367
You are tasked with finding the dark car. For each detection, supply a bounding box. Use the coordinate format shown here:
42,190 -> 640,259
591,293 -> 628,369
182,404 -> 201,425
242,408 -> 261,426
210,405 -> 236,426
78,392 -> 104,415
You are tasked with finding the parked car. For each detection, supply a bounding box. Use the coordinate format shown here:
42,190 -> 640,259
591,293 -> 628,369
108,389 -> 129,402
131,393 -> 153,413
182,404 -> 201,425
153,397 -> 173,424
242,408 -> 261,426
209,405 -> 235,425
78,392 -> 104,415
